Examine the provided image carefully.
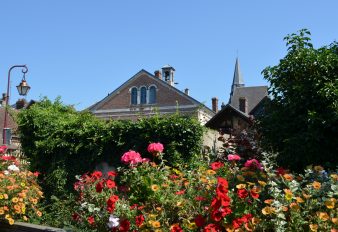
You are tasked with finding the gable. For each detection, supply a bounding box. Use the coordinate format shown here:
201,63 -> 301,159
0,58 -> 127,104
89,70 -> 208,112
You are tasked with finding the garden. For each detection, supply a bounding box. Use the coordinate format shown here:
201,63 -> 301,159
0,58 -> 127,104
0,30 -> 337,231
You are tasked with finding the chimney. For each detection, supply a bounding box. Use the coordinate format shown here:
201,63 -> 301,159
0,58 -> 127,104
184,88 -> 189,95
212,97 -> 218,113
16,99 -> 27,109
1,93 -> 7,106
154,70 -> 162,79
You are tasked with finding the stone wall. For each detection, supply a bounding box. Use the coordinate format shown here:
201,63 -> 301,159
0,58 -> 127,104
0,222 -> 66,232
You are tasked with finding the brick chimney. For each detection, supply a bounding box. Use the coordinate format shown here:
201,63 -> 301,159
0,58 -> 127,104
16,99 -> 27,109
184,88 -> 189,95
154,70 -> 162,79
1,93 -> 7,107
212,97 -> 218,113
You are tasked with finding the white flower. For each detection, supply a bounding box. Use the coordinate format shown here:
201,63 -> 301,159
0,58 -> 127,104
3,170 -> 9,175
107,215 -> 119,228
8,164 -> 20,172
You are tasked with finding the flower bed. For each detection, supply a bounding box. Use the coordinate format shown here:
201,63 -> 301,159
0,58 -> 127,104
69,143 -> 338,231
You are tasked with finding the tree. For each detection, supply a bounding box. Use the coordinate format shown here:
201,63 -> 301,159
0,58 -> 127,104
259,29 -> 338,170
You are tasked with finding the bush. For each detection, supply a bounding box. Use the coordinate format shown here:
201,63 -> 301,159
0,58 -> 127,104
17,98 -> 204,198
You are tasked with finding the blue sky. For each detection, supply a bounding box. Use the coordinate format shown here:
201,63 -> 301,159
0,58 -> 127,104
1,1 -> 337,110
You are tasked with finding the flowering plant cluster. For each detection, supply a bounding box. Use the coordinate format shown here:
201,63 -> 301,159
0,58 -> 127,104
71,143 -> 337,231
0,145 -> 44,225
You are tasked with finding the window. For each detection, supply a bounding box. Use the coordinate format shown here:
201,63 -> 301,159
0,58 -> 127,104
149,86 -> 156,104
131,87 -> 138,105
140,87 -> 147,104
239,98 -> 247,113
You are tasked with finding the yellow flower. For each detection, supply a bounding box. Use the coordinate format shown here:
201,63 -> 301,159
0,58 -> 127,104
151,185 -> 160,192
12,197 -> 19,203
258,180 -> 267,186
206,169 -> 216,175
148,214 -> 157,219
20,182 -> 26,187
5,214 -> 11,219
331,174 -> 338,181
0,209 -> 4,215
251,217 -> 260,225
0,195 -> 3,199
262,206 -> 274,215
284,189 -> 293,201
317,212 -> 329,221
314,165 -> 323,172
324,198 -> 336,209
8,218 -> 14,225
151,221 -> 161,228
186,222 -> 197,230
237,175 -> 245,181
309,224 -> 318,231
236,184 -> 246,189
312,181 -> 321,190
176,201 -> 184,207
296,197 -> 304,203
23,216 -> 28,221
154,230 -> 162,232
283,174 -> 293,181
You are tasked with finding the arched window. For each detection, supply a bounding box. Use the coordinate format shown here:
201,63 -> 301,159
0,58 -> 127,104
131,87 -> 138,105
140,87 -> 147,104
149,86 -> 156,104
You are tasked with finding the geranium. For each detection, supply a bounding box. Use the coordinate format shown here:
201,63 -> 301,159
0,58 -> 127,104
106,179 -> 116,189
210,161 -> 224,170
95,181 -> 104,193
135,214 -> 144,227
244,159 -> 262,170
121,150 -> 143,165
119,219 -> 130,231
87,215 -> 95,225
91,171 -> 102,180
171,223 -> 183,232
107,195 -> 119,213
195,214 -> 205,227
228,154 -> 241,161
237,189 -> 249,199
0,145 -> 7,154
147,142 -> 164,155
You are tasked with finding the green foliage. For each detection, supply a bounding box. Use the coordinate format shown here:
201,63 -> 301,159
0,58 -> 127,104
17,97 -> 204,198
259,29 -> 338,170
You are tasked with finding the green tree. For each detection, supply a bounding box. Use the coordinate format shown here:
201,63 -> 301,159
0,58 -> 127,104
259,29 -> 338,170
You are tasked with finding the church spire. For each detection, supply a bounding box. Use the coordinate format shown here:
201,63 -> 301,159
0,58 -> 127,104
230,58 -> 244,95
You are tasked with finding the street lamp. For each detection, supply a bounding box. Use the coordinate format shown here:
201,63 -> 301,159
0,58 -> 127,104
2,65 -> 30,145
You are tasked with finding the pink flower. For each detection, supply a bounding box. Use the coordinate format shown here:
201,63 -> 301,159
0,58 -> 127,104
0,145 -> 7,154
121,150 -> 143,165
244,159 -> 262,170
227,154 -> 241,161
147,142 -> 164,155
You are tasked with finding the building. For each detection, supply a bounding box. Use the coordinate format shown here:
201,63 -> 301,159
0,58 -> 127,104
88,65 -> 215,124
206,58 -> 268,134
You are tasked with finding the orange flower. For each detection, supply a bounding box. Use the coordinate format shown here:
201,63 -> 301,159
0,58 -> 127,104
151,185 -> 159,192
258,180 -> 267,186
236,184 -> 246,189
12,197 -> 19,203
312,181 -> 321,190
264,199 -> 274,205
314,165 -> 323,172
36,210 -> 42,217
317,212 -> 329,221
290,202 -> 300,211
283,174 -> 293,181
151,221 -> 161,228
332,218 -> 338,225
206,169 -> 216,175
296,197 -> 304,203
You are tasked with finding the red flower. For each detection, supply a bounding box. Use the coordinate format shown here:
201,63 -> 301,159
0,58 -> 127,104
107,195 -> 119,213
87,216 -> 95,225
135,214 -> 144,227
91,171 -> 102,180
195,214 -> 205,227
175,190 -> 185,195
276,167 -> 286,175
232,218 -> 243,229
195,196 -> 206,201
107,171 -> 118,177
106,179 -> 116,189
203,223 -> 220,232
147,142 -> 164,155
250,188 -> 259,199
0,155 -> 16,161
95,181 -> 104,193
119,219 -> 130,232
237,189 -> 249,199
33,171 -> 40,177
72,213 -> 80,221
171,224 -> 183,232
210,161 -> 224,171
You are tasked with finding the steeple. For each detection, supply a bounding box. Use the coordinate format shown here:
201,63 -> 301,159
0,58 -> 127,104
229,58 -> 245,100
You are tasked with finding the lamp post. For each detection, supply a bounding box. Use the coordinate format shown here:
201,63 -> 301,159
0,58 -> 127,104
2,65 -> 30,145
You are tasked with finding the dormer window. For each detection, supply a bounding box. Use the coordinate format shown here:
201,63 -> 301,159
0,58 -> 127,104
140,87 -> 147,104
131,87 -> 138,105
